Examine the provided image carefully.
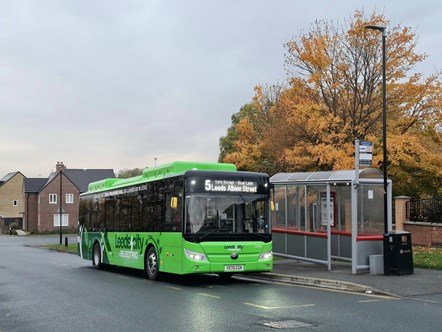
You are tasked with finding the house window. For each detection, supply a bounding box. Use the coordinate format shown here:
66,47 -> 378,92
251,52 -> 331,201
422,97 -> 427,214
13,200 -> 18,206
54,214 -> 69,227
66,194 -> 74,204
49,194 -> 57,204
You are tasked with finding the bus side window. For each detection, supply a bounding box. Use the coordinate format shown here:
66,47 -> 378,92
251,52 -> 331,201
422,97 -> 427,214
142,202 -> 160,232
132,195 -> 142,231
141,197 -> 149,231
79,198 -> 87,228
118,196 -> 132,232
105,198 -> 116,232
140,181 -> 164,231
98,197 -> 105,231
90,199 -> 99,231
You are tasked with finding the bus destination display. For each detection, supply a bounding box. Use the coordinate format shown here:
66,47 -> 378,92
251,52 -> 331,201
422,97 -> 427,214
204,179 -> 257,193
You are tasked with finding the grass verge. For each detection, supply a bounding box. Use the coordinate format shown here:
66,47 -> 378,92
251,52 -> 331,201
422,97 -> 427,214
42,243 -> 78,254
413,246 -> 442,270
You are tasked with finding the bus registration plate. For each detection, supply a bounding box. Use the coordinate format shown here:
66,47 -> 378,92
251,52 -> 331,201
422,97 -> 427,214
224,265 -> 244,272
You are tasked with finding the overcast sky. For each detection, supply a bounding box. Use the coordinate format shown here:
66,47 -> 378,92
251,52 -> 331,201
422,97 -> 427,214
1,0 -> 441,177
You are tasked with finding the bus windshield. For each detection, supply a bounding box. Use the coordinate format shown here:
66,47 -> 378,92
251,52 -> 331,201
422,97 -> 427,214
185,194 -> 270,237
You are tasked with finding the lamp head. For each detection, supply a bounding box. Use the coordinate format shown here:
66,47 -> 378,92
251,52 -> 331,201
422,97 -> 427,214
365,25 -> 386,36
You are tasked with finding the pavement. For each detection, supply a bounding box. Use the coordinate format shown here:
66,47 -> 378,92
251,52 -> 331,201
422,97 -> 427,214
245,257 -> 442,298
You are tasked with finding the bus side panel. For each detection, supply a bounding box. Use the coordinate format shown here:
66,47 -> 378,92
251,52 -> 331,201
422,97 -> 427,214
79,230 -> 146,269
104,232 -> 149,269
79,230 -> 186,272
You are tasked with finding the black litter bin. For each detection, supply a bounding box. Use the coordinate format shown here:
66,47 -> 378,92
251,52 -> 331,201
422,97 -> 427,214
384,230 -> 414,275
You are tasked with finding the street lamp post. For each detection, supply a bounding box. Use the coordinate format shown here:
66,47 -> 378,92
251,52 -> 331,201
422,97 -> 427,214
59,168 -> 63,245
365,25 -> 389,273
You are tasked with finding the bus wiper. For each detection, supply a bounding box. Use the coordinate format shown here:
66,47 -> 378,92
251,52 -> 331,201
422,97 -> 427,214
250,233 -> 268,240
198,228 -> 231,241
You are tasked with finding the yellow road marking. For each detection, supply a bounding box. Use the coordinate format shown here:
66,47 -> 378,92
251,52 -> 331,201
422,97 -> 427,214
244,303 -> 314,310
198,292 -> 221,299
359,297 -> 399,303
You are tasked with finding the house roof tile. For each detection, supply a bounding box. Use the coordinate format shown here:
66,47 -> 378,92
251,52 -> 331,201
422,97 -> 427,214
22,169 -> 114,194
63,169 -> 115,193
24,178 -> 49,193
0,171 -> 24,186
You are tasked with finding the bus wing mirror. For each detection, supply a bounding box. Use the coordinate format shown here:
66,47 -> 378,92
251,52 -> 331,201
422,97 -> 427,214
170,197 -> 178,209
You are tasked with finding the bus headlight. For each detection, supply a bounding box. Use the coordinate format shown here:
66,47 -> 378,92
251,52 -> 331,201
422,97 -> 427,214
184,249 -> 208,262
259,251 -> 273,260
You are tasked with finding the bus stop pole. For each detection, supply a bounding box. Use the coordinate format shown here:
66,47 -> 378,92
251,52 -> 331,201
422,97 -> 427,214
326,183 -> 331,271
352,140 -> 360,274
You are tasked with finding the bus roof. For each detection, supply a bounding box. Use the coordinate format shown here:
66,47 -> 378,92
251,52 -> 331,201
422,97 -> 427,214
86,161 -> 237,193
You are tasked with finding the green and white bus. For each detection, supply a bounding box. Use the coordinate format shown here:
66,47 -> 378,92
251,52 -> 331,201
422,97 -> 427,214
78,161 -> 272,280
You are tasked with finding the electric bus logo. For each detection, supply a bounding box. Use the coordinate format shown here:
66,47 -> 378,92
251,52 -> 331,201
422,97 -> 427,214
115,234 -> 145,256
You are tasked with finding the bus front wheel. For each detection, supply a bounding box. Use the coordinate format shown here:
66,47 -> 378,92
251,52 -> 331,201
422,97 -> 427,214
146,246 -> 160,280
92,243 -> 102,269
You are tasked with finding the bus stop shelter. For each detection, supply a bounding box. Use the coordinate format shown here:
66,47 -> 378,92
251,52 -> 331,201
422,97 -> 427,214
270,168 -> 392,274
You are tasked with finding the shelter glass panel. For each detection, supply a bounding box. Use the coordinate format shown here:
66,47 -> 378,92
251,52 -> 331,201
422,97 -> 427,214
286,185 -> 306,230
334,184 -> 352,232
272,185 -> 286,228
357,184 -> 384,235
305,185 -> 327,232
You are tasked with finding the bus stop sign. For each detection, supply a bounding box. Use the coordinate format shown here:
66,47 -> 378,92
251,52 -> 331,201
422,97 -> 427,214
359,141 -> 372,166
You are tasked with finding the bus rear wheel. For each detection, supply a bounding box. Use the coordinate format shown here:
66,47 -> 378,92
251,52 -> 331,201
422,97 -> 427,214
92,243 -> 102,269
146,246 -> 160,280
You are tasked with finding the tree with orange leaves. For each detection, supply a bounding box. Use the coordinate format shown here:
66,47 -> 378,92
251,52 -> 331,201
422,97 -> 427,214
219,10 -> 442,198
219,84 -> 284,174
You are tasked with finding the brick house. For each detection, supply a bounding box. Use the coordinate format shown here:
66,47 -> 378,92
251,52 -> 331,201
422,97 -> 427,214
23,162 -> 114,233
23,178 -> 50,232
0,171 -> 26,233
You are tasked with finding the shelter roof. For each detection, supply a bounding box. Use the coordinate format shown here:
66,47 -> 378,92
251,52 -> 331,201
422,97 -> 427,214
270,168 -> 385,183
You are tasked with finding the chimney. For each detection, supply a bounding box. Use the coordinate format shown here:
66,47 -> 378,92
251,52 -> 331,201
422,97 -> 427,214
56,161 -> 66,172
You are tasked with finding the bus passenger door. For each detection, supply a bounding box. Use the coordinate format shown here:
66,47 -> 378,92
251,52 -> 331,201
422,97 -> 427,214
161,191 -> 183,274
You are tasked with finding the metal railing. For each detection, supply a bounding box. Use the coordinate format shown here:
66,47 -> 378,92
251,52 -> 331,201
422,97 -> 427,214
407,198 -> 442,223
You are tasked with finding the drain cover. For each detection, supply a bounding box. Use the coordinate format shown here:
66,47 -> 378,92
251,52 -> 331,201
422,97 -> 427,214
262,320 -> 315,329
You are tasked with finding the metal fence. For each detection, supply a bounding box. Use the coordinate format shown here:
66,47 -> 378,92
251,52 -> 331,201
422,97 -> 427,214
407,198 -> 442,223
